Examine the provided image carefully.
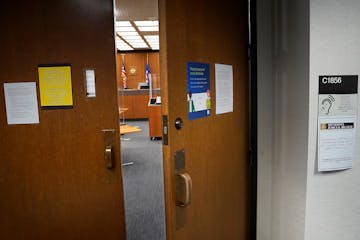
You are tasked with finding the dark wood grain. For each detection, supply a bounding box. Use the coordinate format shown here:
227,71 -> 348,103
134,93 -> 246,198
160,0 -> 249,239
0,1 -> 126,239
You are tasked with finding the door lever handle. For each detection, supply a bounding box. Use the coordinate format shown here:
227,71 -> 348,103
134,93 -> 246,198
105,145 -> 114,169
175,172 -> 192,207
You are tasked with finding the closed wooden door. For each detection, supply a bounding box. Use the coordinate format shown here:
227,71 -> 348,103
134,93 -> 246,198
0,1 -> 126,239
160,0 -> 249,239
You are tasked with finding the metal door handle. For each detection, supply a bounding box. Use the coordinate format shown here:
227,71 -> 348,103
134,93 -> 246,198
105,146 -> 114,169
175,172 -> 192,207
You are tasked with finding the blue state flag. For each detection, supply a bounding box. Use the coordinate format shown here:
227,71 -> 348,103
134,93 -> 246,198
145,63 -> 152,86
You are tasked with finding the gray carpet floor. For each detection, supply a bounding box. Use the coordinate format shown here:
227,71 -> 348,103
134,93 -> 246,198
121,120 -> 166,240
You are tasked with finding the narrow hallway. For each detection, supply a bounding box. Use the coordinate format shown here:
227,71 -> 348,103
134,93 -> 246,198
121,121 -> 166,240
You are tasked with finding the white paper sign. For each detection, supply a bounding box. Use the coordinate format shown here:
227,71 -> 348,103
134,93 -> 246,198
215,64 -> 233,114
318,115 -> 356,171
85,69 -> 96,97
4,82 -> 40,125
317,75 -> 358,172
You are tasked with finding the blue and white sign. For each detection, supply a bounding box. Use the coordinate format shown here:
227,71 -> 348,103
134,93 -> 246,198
187,62 -> 210,120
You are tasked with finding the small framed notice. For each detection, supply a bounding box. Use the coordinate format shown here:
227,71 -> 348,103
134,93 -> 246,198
84,69 -> 96,97
38,65 -> 73,107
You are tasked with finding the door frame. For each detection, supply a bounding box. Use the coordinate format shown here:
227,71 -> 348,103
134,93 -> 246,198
249,0 -> 258,239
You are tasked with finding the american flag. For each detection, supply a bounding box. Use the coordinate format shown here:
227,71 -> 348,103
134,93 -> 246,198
145,63 -> 151,86
121,63 -> 127,89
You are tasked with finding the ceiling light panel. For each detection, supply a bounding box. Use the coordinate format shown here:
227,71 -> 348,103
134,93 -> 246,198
116,42 -> 131,47
115,20 -> 160,51
147,42 -> 159,46
144,35 -> 159,48
145,38 -> 159,42
122,36 -> 143,41
138,26 -> 159,32
115,21 -> 132,27
144,35 -> 159,40
116,41 -> 133,50
116,38 -> 131,45
134,20 -> 159,27
116,26 -> 136,32
130,43 -> 149,48
127,39 -> 145,44
149,43 -> 159,47
118,46 -> 134,51
115,39 -> 126,45
127,41 -> 147,46
117,31 -> 140,37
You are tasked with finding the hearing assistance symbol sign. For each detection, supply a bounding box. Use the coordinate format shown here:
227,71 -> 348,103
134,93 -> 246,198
187,62 -> 210,120
318,75 -> 358,172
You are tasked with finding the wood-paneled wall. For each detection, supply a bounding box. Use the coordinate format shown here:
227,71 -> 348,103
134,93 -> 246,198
116,52 -> 160,89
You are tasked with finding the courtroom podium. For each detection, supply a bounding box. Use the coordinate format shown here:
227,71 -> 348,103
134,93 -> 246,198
148,98 -> 162,140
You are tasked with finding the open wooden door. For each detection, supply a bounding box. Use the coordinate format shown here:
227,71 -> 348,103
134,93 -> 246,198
160,0 -> 249,239
0,1 -> 126,239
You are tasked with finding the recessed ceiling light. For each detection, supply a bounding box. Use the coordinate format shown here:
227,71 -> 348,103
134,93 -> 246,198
134,20 -> 159,27
148,41 -> 159,45
130,44 -> 149,48
115,39 -> 125,44
116,26 -> 136,32
122,36 -> 143,41
115,21 -> 132,27
128,41 -> 147,46
144,35 -> 159,39
147,42 -> 159,46
127,41 -> 147,46
117,31 -> 140,37
118,46 -> 134,51
144,35 -> 159,47
145,38 -> 159,42
116,41 -> 133,50
116,41 -> 130,46
115,20 -> 160,51
116,42 -> 130,48
138,26 -> 159,32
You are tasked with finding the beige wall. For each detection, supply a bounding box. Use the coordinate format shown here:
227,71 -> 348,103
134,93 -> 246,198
305,0 -> 360,239
258,0 -> 360,240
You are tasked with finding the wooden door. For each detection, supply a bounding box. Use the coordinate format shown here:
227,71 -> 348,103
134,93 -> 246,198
160,0 -> 249,239
0,1 -> 126,239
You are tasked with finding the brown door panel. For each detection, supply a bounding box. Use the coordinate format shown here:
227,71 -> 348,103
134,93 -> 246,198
160,0 -> 249,239
0,2 -> 126,239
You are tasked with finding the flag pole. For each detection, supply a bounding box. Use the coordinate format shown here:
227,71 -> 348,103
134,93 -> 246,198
147,53 -> 153,99
120,54 -> 126,124
121,54 -> 127,89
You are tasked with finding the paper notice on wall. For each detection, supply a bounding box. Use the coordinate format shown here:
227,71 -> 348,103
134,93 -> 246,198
317,75 -> 358,172
4,82 -> 40,125
215,64 -> 233,114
